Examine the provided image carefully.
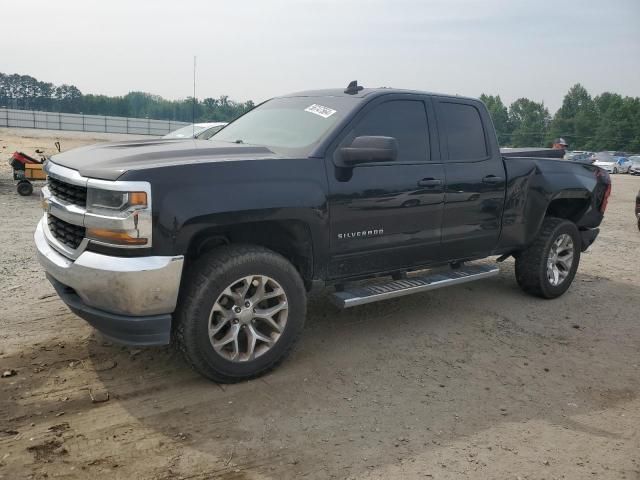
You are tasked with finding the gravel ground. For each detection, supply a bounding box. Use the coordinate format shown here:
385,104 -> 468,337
0,129 -> 639,480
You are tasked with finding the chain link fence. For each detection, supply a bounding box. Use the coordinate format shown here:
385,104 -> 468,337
0,108 -> 189,136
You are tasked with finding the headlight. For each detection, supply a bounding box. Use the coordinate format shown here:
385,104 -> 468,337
86,189 -> 147,213
84,181 -> 152,248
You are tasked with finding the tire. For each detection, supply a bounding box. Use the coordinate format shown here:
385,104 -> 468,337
175,244 -> 307,383
17,180 -> 33,196
613,167 -> 618,174
515,217 -> 581,299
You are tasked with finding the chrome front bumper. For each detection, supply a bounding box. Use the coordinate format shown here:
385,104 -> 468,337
35,217 -> 184,317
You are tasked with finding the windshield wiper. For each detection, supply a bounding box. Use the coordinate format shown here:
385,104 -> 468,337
233,139 -> 244,144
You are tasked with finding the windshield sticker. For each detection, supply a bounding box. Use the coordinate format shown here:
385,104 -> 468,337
304,104 -> 336,118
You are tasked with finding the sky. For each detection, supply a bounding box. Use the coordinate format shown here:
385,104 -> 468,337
2,0 -> 639,112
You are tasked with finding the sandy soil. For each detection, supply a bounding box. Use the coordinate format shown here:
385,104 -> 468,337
0,129 -> 639,480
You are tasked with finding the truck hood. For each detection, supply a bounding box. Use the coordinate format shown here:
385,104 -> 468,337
49,139 -> 281,180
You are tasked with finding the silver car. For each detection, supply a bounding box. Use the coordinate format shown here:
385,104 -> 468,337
629,156 -> 640,175
593,152 -> 632,174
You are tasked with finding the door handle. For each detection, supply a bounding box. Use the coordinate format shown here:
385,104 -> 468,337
482,175 -> 504,184
417,178 -> 442,187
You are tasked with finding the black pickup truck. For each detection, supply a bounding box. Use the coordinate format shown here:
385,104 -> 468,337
35,81 -> 611,382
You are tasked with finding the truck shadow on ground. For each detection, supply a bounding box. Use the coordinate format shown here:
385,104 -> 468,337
4,268 -> 639,479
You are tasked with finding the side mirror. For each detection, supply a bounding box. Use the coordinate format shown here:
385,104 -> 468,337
339,136 -> 398,166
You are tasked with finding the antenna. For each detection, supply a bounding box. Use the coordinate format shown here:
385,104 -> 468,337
344,80 -> 364,95
192,56 -> 196,136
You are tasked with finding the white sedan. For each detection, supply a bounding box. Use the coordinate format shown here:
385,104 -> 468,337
593,153 -> 632,174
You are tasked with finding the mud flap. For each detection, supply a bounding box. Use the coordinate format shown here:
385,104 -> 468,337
579,228 -> 599,252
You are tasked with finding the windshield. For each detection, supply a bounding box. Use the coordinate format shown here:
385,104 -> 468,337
210,96 -> 357,156
630,156 -> 640,165
163,124 -> 209,139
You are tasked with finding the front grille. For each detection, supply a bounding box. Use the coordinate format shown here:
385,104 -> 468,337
48,176 -> 87,207
47,214 -> 85,249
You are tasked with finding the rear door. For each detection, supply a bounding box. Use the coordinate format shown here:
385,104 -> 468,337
325,95 -> 445,279
434,98 -> 506,259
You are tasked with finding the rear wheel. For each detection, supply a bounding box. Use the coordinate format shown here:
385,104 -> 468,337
515,217 -> 581,299
175,245 -> 307,383
613,167 -> 618,174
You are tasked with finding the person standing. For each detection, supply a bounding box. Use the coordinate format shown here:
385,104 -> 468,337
552,137 -> 569,150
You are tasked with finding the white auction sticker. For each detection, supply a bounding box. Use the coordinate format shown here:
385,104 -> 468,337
304,104 -> 337,118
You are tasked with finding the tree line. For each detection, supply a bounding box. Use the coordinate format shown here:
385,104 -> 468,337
2,73 -> 638,151
481,84 -> 640,152
0,72 -> 254,123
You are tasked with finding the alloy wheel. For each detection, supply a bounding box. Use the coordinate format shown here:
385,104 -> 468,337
546,234 -> 574,287
208,275 -> 288,362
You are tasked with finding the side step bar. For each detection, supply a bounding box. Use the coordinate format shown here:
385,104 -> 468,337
331,264 -> 499,309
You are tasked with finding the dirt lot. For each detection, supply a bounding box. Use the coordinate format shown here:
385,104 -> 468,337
1,128 -> 639,480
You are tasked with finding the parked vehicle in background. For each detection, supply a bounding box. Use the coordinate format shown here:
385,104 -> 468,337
613,157 -> 632,173
609,151 -> 630,158
163,122 -> 227,140
564,150 -> 588,159
565,151 -> 594,164
35,82 -> 611,382
594,152 -> 628,173
628,156 -> 640,175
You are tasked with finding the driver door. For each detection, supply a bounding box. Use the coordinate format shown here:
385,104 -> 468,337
325,96 -> 445,279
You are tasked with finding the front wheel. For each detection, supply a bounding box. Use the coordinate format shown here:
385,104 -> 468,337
515,217 -> 581,299
613,167 -> 618,174
175,245 -> 307,383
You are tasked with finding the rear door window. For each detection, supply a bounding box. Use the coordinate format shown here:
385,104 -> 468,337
439,102 -> 488,161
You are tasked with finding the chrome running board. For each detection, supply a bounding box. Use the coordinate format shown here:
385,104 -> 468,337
331,264 -> 499,309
